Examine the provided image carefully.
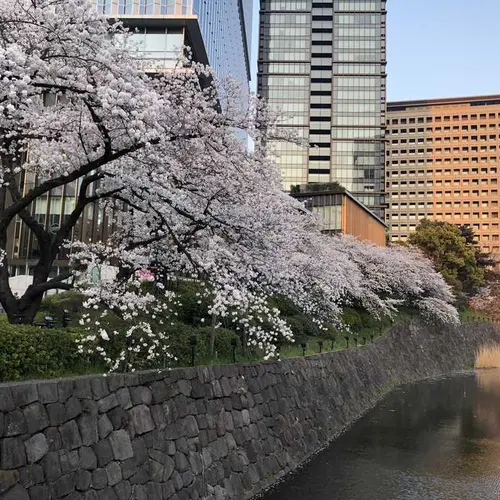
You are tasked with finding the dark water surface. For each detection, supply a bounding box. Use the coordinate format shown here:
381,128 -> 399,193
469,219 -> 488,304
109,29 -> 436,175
263,371 -> 500,500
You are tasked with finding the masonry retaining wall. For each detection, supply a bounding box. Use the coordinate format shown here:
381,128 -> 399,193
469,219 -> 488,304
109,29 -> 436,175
0,321 -> 499,500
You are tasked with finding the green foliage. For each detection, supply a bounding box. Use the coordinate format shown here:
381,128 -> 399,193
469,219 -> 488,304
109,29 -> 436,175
0,316 -> 99,381
40,291 -> 86,316
409,219 -> 486,298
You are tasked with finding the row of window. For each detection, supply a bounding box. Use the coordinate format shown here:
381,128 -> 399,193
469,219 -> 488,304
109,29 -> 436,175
388,112 -> 500,125
389,179 -> 498,187
391,190 -> 499,197
391,128 -> 499,136
390,201 -> 499,209
390,147 -> 499,155
388,168 -> 499,176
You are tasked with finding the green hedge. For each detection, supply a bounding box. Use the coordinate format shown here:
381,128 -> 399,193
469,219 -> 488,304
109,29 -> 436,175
0,317 -> 96,381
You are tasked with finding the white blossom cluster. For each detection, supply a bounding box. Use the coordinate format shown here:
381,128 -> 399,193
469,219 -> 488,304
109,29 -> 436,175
0,0 -> 459,371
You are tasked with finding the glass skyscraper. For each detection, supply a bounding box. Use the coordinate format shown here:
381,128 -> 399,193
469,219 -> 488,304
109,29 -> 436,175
258,0 -> 386,216
193,0 -> 253,92
98,0 -> 252,88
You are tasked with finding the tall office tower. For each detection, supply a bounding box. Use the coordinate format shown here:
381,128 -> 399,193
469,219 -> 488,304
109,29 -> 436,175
258,0 -> 387,216
100,0 -> 252,88
7,0 -> 253,278
386,95 -> 500,264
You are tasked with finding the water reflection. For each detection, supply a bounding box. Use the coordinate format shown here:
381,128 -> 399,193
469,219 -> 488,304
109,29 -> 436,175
263,371 -> 500,500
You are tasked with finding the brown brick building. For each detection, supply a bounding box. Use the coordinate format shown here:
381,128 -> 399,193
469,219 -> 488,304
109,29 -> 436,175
386,95 -> 500,263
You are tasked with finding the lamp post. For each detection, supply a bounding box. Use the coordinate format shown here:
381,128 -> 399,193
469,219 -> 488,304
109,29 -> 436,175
62,310 -> 71,328
344,336 -> 349,348
317,340 -> 323,353
300,342 -> 307,356
230,338 -> 238,363
189,335 -> 197,366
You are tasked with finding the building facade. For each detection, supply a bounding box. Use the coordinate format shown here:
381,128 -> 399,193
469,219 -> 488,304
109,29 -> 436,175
7,0 -> 253,278
291,185 -> 387,246
258,0 -> 387,216
386,95 -> 500,263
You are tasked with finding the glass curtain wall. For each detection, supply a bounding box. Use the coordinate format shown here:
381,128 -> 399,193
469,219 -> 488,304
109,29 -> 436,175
258,0 -> 386,217
193,0 -> 252,93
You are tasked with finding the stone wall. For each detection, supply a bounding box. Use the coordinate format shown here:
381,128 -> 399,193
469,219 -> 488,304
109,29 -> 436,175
0,321 -> 499,500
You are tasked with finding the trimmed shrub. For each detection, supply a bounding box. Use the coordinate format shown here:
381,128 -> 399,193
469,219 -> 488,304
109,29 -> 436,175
0,316 -> 94,381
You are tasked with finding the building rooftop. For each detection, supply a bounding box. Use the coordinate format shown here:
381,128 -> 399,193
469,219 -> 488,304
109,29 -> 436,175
388,94 -> 500,111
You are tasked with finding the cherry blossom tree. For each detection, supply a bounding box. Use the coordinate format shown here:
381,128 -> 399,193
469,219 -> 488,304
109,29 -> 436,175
0,0 -> 459,367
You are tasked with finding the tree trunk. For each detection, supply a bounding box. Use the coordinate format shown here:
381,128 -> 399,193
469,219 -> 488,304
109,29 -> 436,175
7,293 -> 44,325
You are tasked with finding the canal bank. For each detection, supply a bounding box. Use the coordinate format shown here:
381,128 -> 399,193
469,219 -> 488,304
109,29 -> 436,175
263,370 -> 500,500
0,321 -> 498,499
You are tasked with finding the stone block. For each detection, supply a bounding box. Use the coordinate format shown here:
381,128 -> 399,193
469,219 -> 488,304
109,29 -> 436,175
79,447 -> 97,470
107,407 -> 128,430
166,440 -> 176,456
105,462 -> 122,486
91,468 -> 107,490
65,397 -> 83,420
24,433 -> 48,464
174,452 -> 189,472
5,411 -> 27,437
93,439 -> 113,467
23,403 -> 49,434
0,387 -> 14,412
129,465 -> 149,485
107,375 -> 125,393
113,481 -> 131,500
129,387 -> 152,406
3,484 -> 29,500
128,405 -> 154,435
59,420 -> 82,449
78,414 -> 99,446
150,381 -> 168,404
19,464 -> 43,488
182,415 -> 199,438
97,415 -> 113,439
98,394 -> 119,414
41,452 -> 61,482
47,403 -> 68,427
73,379 -> 92,400
75,469 -> 92,491
150,405 -> 166,430
81,400 -> 98,417
60,451 -> 79,474
57,380 -> 73,403
11,384 -> 38,408
44,427 -> 62,452
108,430 -> 133,460
90,378 -> 109,400
115,388 -> 132,409
0,470 -> 20,493
1,437 -> 26,469
131,438 -> 147,465
38,382 -> 58,404
28,484 -> 50,499
51,472 -> 75,498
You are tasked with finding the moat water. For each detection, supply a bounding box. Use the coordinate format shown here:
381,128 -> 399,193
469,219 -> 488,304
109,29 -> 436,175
264,370 -> 500,500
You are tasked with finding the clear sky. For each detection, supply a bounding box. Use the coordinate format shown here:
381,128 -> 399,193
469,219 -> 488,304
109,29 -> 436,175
250,0 -> 500,101
388,0 -> 500,102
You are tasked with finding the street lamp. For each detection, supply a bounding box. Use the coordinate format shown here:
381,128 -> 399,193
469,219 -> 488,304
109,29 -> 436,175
230,338 -> 238,363
189,335 -> 197,366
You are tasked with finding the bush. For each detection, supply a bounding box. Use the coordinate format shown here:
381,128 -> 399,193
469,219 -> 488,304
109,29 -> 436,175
0,316 -> 95,382
40,291 -> 86,316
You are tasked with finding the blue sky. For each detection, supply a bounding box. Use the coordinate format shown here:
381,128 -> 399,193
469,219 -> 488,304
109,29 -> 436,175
251,1 -> 500,101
